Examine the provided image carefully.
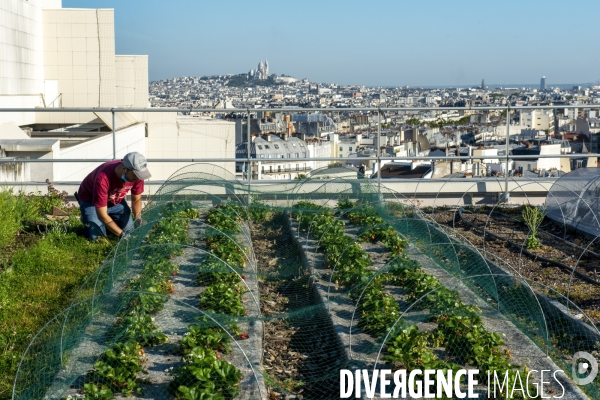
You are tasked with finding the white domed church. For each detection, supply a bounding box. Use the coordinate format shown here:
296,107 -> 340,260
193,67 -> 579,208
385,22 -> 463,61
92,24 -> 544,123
249,59 -> 269,81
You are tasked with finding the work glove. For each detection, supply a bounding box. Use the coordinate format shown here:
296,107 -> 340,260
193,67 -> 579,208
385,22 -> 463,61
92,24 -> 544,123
134,217 -> 147,228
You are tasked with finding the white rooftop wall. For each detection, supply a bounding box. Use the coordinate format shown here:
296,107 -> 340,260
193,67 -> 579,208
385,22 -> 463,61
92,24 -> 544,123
37,8 -> 116,124
144,114 -> 235,180
54,123 -> 146,182
0,0 -> 45,126
116,55 -> 149,108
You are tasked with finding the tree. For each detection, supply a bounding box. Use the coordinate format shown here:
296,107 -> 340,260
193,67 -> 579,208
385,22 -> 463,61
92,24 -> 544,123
405,118 -> 421,126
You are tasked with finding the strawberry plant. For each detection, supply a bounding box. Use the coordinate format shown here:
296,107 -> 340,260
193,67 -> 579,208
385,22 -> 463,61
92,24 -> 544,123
147,217 -> 190,248
205,234 -> 247,269
346,204 -> 384,225
83,341 -> 145,397
196,258 -> 240,286
198,282 -> 246,316
249,195 -> 270,221
291,201 -> 332,230
169,352 -> 243,400
114,312 -> 168,347
358,226 -> 408,253
435,314 -> 504,365
382,254 -> 421,284
336,197 -> 357,211
141,255 -> 178,280
386,325 -> 459,370
181,320 -> 233,354
317,233 -> 353,256
310,214 -> 344,237
291,201 -> 329,215
206,209 -> 241,233
82,382 -> 112,399
216,203 -> 246,220
357,282 -> 400,336
123,290 -> 169,314
162,200 -> 195,216
329,243 -> 373,287
347,212 -> 385,225
174,208 -> 200,220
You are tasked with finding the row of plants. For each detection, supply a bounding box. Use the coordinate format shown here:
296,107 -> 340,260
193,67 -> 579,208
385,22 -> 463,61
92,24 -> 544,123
81,201 -> 198,399
350,202 -> 538,397
291,200 -> 404,335
199,203 -> 249,318
169,319 -> 244,399
294,199 -> 535,398
164,202 -> 252,398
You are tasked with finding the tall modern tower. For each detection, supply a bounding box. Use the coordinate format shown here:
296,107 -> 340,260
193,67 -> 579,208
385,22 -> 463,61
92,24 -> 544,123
540,76 -> 547,90
481,79 -> 485,89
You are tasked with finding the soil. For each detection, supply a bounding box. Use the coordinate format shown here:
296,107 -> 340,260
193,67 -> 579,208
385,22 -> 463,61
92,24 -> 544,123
428,208 -> 600,326
251,213 -> 344,400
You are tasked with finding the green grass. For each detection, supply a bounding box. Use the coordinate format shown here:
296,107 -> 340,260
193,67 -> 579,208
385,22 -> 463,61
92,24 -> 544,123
0,187 -> 114,399
0,190 -> 38,249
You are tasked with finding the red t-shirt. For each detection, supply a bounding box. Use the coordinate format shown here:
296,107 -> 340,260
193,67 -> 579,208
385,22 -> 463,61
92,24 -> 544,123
78,160 -> 144,207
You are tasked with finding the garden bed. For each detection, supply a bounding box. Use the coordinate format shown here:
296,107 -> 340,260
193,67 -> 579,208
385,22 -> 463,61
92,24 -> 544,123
25,201 -> 267,400
429,208 -> 600,325
252,213 -> 346,400
288,200 -> 589,399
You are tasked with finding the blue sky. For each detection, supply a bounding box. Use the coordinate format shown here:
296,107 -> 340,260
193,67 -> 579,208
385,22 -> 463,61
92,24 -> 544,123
63,0 -> 600,87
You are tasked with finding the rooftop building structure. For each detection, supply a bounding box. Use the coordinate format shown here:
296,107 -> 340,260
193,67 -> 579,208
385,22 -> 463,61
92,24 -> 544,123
0,0 -> 234,182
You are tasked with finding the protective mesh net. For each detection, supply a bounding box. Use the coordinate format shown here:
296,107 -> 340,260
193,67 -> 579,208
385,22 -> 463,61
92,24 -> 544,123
546,167 -> 600,237
12,164 -> 600,399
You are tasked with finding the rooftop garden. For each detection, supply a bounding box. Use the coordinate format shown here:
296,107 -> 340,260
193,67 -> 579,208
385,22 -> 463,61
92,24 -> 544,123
3,165 -> 600,399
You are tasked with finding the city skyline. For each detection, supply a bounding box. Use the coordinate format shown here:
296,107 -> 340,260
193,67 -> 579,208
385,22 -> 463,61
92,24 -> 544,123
64,0 -> 600,87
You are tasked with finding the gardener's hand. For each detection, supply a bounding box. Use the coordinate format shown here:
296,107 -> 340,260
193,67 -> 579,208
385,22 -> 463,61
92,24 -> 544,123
134,217 -> 147,228
119,230 -> 130,241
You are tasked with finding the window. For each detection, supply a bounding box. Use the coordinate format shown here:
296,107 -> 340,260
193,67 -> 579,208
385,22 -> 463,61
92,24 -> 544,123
292,143 -> 296,147
278,165 -> 281,172
268,154 -> 272,158
300,143 -> 305,147
281,155 -> 285,158
296,164 -> 299,171
340,147 -> 343,151
265,145 -> 270,149
257,145 -> 263,150
261,166 -> 265,173
296,153 -> 299,158
349,147 -> 352,152
269,166 -> 273,173
260,154 -> 265,158
274,144 -> 280,149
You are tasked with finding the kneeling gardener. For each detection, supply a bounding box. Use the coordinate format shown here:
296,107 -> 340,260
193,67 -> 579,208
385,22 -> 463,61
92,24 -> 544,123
76,152 -> 151,240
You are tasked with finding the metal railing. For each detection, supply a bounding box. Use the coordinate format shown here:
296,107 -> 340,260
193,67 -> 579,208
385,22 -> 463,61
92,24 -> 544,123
1,105 -> 599,200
